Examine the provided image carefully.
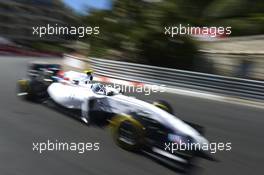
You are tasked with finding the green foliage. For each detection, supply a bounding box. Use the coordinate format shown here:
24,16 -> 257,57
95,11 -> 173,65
81,0 -> 263,69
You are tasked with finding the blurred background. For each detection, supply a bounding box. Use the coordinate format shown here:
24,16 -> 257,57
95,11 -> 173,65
0,0 -> 263,79
0,1 -> 264,175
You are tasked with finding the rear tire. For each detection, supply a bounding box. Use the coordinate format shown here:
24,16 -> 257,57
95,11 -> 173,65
17,80 -> 30,100
17,79 -> 48,102
30,80 -> 49,102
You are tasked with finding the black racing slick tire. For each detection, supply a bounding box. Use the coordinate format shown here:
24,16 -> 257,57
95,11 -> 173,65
17,79 -> 48,102
117,121 -> 142,151
153,100 -> 174,114
29,80 -> 49,102
110,114 -> 145,151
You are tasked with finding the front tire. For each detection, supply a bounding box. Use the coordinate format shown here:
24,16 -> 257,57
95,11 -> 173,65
110,115 -> 144,152
116,121 -> 142,151
153,100 -> 174,114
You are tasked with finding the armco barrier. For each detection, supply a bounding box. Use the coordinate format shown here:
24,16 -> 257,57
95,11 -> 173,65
64,54 -> 264,102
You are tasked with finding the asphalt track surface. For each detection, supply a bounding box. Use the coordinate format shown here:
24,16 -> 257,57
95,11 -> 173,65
0,56 -> 263,175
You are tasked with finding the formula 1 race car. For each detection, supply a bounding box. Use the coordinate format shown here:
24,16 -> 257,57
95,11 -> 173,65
17,62 -> 214,171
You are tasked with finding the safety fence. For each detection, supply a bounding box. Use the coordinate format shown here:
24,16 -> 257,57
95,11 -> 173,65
65,54 -> 264,101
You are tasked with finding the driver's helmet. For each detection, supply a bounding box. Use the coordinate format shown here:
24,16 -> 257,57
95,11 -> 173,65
91,83 -> 106,95
84,70 -> 93,75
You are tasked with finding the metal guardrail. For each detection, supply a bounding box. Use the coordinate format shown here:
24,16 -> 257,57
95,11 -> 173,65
65,55 -> 264,101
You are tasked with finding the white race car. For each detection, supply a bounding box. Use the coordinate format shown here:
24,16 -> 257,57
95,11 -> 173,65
17,65 -> 214,171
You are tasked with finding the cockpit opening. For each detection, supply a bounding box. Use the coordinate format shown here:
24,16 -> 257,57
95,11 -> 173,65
91,83 -> 106,95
